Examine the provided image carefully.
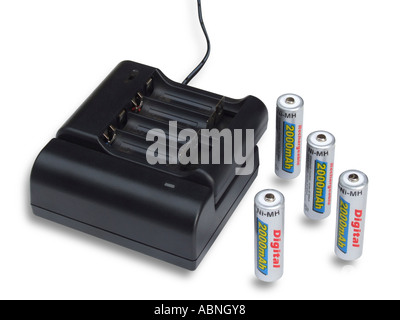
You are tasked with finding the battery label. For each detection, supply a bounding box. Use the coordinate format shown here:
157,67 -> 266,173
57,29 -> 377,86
337,197 -> 350,253
313,160 -> 328,213
282,122 -> 296,173
257,219 -> 268,275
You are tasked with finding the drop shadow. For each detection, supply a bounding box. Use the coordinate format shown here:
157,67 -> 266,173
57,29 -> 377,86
268,174 -> 295,188
329,253 -> 357,268
299,214 -> 325,227
251,277 -> 280,290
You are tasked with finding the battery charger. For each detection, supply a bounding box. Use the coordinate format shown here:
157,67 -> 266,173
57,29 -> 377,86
30,60 -> 268,270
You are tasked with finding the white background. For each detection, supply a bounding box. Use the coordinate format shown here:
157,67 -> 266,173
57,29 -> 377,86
1,0 -> 399,300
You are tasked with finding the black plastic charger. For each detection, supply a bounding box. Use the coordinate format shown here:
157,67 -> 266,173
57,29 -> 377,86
30,61 -> 268,270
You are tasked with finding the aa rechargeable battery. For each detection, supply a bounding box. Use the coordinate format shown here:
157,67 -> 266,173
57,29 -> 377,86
335,170 -> 369,261
254,189 -> 284,282
275,94 -> 304,180
304,131 -> 336,220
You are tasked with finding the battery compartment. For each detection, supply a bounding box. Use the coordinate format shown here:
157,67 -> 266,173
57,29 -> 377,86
103,70 -> 237,169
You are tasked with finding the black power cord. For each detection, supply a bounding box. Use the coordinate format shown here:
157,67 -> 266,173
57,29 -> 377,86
183,0 -> 211,86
